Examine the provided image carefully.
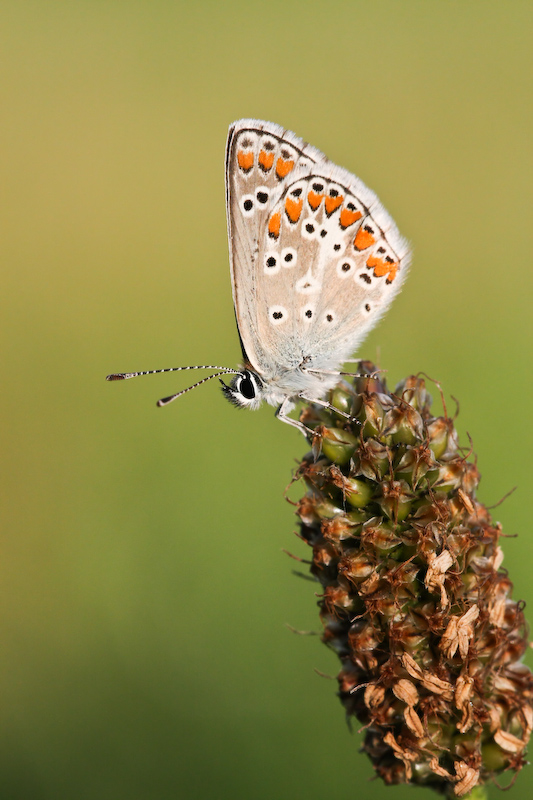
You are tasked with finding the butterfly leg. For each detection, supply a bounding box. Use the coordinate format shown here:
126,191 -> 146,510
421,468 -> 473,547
298,393 -> 356,423
276,397 -> 313,437
307,368 -> 383,380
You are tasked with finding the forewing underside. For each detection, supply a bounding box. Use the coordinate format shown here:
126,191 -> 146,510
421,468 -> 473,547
225,119 -> 326,372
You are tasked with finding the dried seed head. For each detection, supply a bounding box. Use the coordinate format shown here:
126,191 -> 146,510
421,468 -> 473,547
293,363 -> 532,797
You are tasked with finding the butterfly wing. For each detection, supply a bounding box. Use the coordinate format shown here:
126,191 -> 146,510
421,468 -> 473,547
225,120 -> 411,383
225,119 -> 325,372
256,163 -> 411,374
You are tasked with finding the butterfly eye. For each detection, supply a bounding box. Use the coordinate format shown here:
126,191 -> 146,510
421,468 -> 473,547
221,370 -> 263,409
238,373 -> 257,400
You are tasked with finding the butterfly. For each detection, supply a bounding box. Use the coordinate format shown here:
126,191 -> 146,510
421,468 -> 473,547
107,119 -> 411,435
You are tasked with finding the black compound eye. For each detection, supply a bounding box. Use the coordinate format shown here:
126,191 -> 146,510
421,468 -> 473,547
238,374 -> 256,400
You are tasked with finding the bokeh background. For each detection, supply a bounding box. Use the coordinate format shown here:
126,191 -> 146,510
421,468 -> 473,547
2,2 -> 532,798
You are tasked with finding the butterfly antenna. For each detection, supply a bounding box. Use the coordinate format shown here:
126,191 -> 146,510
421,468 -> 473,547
106,365 -> 237,381
157,371 -> 241,407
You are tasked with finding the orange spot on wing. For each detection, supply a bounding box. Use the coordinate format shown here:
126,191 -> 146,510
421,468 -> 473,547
268,211 -> 281,239
339,207 -> 362,228
366,255 -> 398,283
387,264 -> 398,282
276,157 -> 294,179
307,190 -> 323,210
325,195 -> 344,215
285,197 -> 303,223
354,226 -> 376,251
237,150 -> 254,172
258,150 -> 275,171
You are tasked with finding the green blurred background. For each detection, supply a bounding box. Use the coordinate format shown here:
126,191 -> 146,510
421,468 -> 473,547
2,2 -> 532,798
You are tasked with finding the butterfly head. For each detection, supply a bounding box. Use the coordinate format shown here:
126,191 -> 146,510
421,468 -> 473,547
220,368 -> 264,410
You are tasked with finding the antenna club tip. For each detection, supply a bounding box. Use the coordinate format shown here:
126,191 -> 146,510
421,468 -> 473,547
106,373 -> 126,381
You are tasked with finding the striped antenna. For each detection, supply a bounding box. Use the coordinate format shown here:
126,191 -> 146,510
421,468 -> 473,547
106,365 -> 238,381
106,364 -> 244,408
156,371 -> 240,407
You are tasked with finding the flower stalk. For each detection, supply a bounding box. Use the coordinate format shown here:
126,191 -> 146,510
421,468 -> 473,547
293,363 -> 532,797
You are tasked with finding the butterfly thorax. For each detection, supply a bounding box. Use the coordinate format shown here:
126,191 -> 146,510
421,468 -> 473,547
262,364 -> 340,406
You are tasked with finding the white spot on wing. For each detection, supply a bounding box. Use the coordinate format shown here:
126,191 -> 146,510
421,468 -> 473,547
260,136 -> 276,151
336,258 -> 355,279
264,251 -> 280,274
296,269 -> 321,295
279,144 -> 298,162
237,131 -> 258,148
269,305 -> 287,325
240,194 -> 255,217
281,247 -> 297,267
301,305 -> 315,323
301,218 -> 318,240
356,270 -> 373,288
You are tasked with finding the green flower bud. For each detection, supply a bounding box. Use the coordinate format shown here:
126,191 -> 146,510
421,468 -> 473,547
343,476 -> 373,508
320,426 -> 358,465
329,384 -> 356,416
